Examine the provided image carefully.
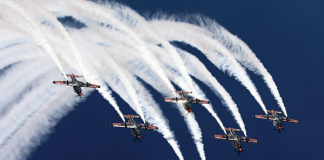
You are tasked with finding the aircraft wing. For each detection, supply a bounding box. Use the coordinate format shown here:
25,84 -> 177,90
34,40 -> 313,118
139,123 -> 158,130
252,115 -> 273,120
110,122 -> 135,128
52,81 -> 75,86
281,117 -> 300,123
80,82 -> 100,88
190,98 -> 210,104
161,97 -> 184,103
241,137 -> 259,143
212,135 -> 235,141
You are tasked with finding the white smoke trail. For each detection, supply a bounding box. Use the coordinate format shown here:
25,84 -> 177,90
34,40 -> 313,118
23,1 -> 127,121
0,41 -> 46,70
0,70 -> 92,160
39,0 -> 177,99
102,41 -> 205,160
149,20 -> 268,114
193,17 -> 287,116
10,3 -> 127,122
0,59 -> 55,118
0,69 -> 63,147
102,69 -> 184,160
68,29 -> 183,159
148,43 -> 228,134
70,30 -> 146,123
73,51 -> 126,122
163,68 -> 206,160
31,0 -> 88,81
0,0 -> 68,80
104,3 -> 196,97
174,47 -> 245,135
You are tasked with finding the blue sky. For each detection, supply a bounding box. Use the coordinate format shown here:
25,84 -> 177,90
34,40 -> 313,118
28,1 -> 324,160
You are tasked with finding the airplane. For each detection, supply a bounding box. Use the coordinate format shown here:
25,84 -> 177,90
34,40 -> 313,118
161,90 -> 210,113
212,127 -> 259,152
53,74 -> 100,97
110,115 -> 158,140
253,110 -> 300,130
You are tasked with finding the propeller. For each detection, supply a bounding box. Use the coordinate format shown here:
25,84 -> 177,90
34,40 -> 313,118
134,135 -> 142,142
86,82 -> 90,87
124,123 -> 127,128
144,123 -> 149,129
66,81 -> 69,85
234,148 -> 244,155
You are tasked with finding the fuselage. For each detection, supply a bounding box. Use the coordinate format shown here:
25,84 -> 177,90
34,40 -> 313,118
228,129 -> 243,151
127,116 -> 141,139
269,111 -> 282,129
179,92 -> 192,113
70,75 -> 82,96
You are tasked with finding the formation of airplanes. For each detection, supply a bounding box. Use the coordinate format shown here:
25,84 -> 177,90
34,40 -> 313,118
52,74 -> 300,152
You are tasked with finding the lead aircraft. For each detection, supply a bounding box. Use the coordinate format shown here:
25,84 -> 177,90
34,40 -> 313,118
110,115 -> 158,140
161,90 -> 210,113
53,74 -> 100,97
253,110 -> 300,130
212,127 -> 259,152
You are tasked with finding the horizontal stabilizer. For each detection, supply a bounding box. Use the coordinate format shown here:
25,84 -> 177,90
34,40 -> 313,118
124,115 -> 139,118
221,127 -> 240,131
175,91 -> 192,94
63,74 -> 83,77
267,110 -> 282,114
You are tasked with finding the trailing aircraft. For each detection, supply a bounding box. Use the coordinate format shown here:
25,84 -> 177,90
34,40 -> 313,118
253,110 -> 300,130
110,115 -> 158,140
212,127 -> 259,152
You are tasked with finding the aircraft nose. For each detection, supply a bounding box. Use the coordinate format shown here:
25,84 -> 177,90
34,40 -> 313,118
137,135 -> 141,139
78,93 -> 82,96
239,148 -> 242,152
188,109 -> 192,113
278,126 -> 282,130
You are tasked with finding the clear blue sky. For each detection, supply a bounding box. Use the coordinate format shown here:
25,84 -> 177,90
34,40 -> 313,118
29,0 -> 324,160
